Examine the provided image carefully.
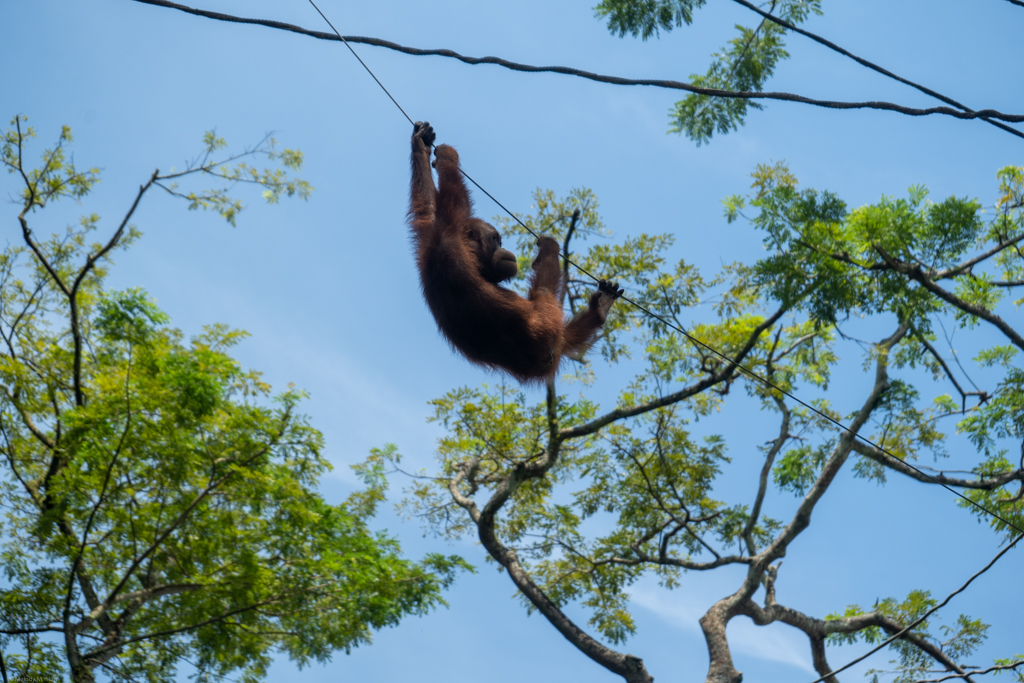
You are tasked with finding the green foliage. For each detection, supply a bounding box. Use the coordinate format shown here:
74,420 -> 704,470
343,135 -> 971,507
157,132 -> 312,226
669,21 -> 786,144
953,274 -> 1003,327
826,593 -> 989,683
993,655 -> 1024,681
773,441 -> 827,494
495,187 -> 676,369
0,120 -> 462,683
594,0 -> 707,40
743,163 -> 1006,332
2,116 -> 100,206
593,0 -> 822,143
95,288 -> 172,343
389,158 -> 1024,679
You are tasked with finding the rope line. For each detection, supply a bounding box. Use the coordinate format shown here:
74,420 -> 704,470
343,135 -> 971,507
305,0 -> 1024,537
806,530 -> 1024,683
306,1 -> 1024,679
305,0 -> 415,125
132,0 -> 1024,132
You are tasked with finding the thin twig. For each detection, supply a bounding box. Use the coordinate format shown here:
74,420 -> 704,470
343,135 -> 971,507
915,658 -> 1024,683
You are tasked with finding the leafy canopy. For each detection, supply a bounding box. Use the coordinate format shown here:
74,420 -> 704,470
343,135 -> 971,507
383,163 -> 1024,681
0,117 -> 468,683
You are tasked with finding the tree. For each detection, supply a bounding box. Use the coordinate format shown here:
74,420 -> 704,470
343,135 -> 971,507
98,3 -> 1024,682
0,117 -> 467,683
382,171 -> 1024,683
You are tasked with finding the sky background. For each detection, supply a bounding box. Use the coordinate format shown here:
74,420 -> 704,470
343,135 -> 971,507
2,0 -> 1023,681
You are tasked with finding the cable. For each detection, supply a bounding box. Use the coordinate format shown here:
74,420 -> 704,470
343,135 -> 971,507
305,0 -> 415,126
132,0 -> 1024,135
305,0 -> 1024,536
309,2 -> 1024,677
807,531 -> 1024,683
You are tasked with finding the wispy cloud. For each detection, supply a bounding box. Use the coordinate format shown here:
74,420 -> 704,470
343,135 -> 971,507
244,331 -> 445,484
631,581 -> 815,673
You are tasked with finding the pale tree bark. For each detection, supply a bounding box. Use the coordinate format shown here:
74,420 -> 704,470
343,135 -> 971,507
696,325 -> 909,683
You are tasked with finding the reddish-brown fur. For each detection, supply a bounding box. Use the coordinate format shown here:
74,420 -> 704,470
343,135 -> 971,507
408,122 -> 620,383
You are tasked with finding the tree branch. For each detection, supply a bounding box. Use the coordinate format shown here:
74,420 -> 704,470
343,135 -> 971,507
931,232 -> 1024,280
65,351 -> 136,636
475,489 -> 654,682
82,595 -> 283,662
739,591 -> 974,683
0,626 -> 64,636
743,395 -> 790,555
442,388 -> 654,680
913,331 -> 989,409
874,246 -> 1024,352
760,324 -> 908,567
807,532 -> 1024,683
561,208 -> 580,310
560,302 -> 791,439
696,325 -> 909,683
916,658 -> 1024,683
851,440 -> 1023,490
2,387 -> 57,451
66,169 -> 159,407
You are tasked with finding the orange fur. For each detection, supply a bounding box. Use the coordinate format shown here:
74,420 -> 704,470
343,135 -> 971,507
408,123 -> 615,383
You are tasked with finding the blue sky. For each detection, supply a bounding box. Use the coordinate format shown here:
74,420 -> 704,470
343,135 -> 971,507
3,0 -> 1023,681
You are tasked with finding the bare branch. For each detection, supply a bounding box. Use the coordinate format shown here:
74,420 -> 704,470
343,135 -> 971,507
931,232 -> 1024,280
761,324 -> 909,566
18,213 -> 71,297
851,441 -> 1024,490
914,331 -> 989,409
441,384 -> 655,680
561,208 -> 580,311
475,495 -> 654,682
0,626 -> 63,636
67,169 -> 159,407
625,546 -> 750,571
916,658 -> 1024,683
743,396 -> 790,555
447,458 -> 482,524
694,326 -> 909,683
807,532 -> 1024,683
739,592 -> 975,683
874,246 -> 1024,352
